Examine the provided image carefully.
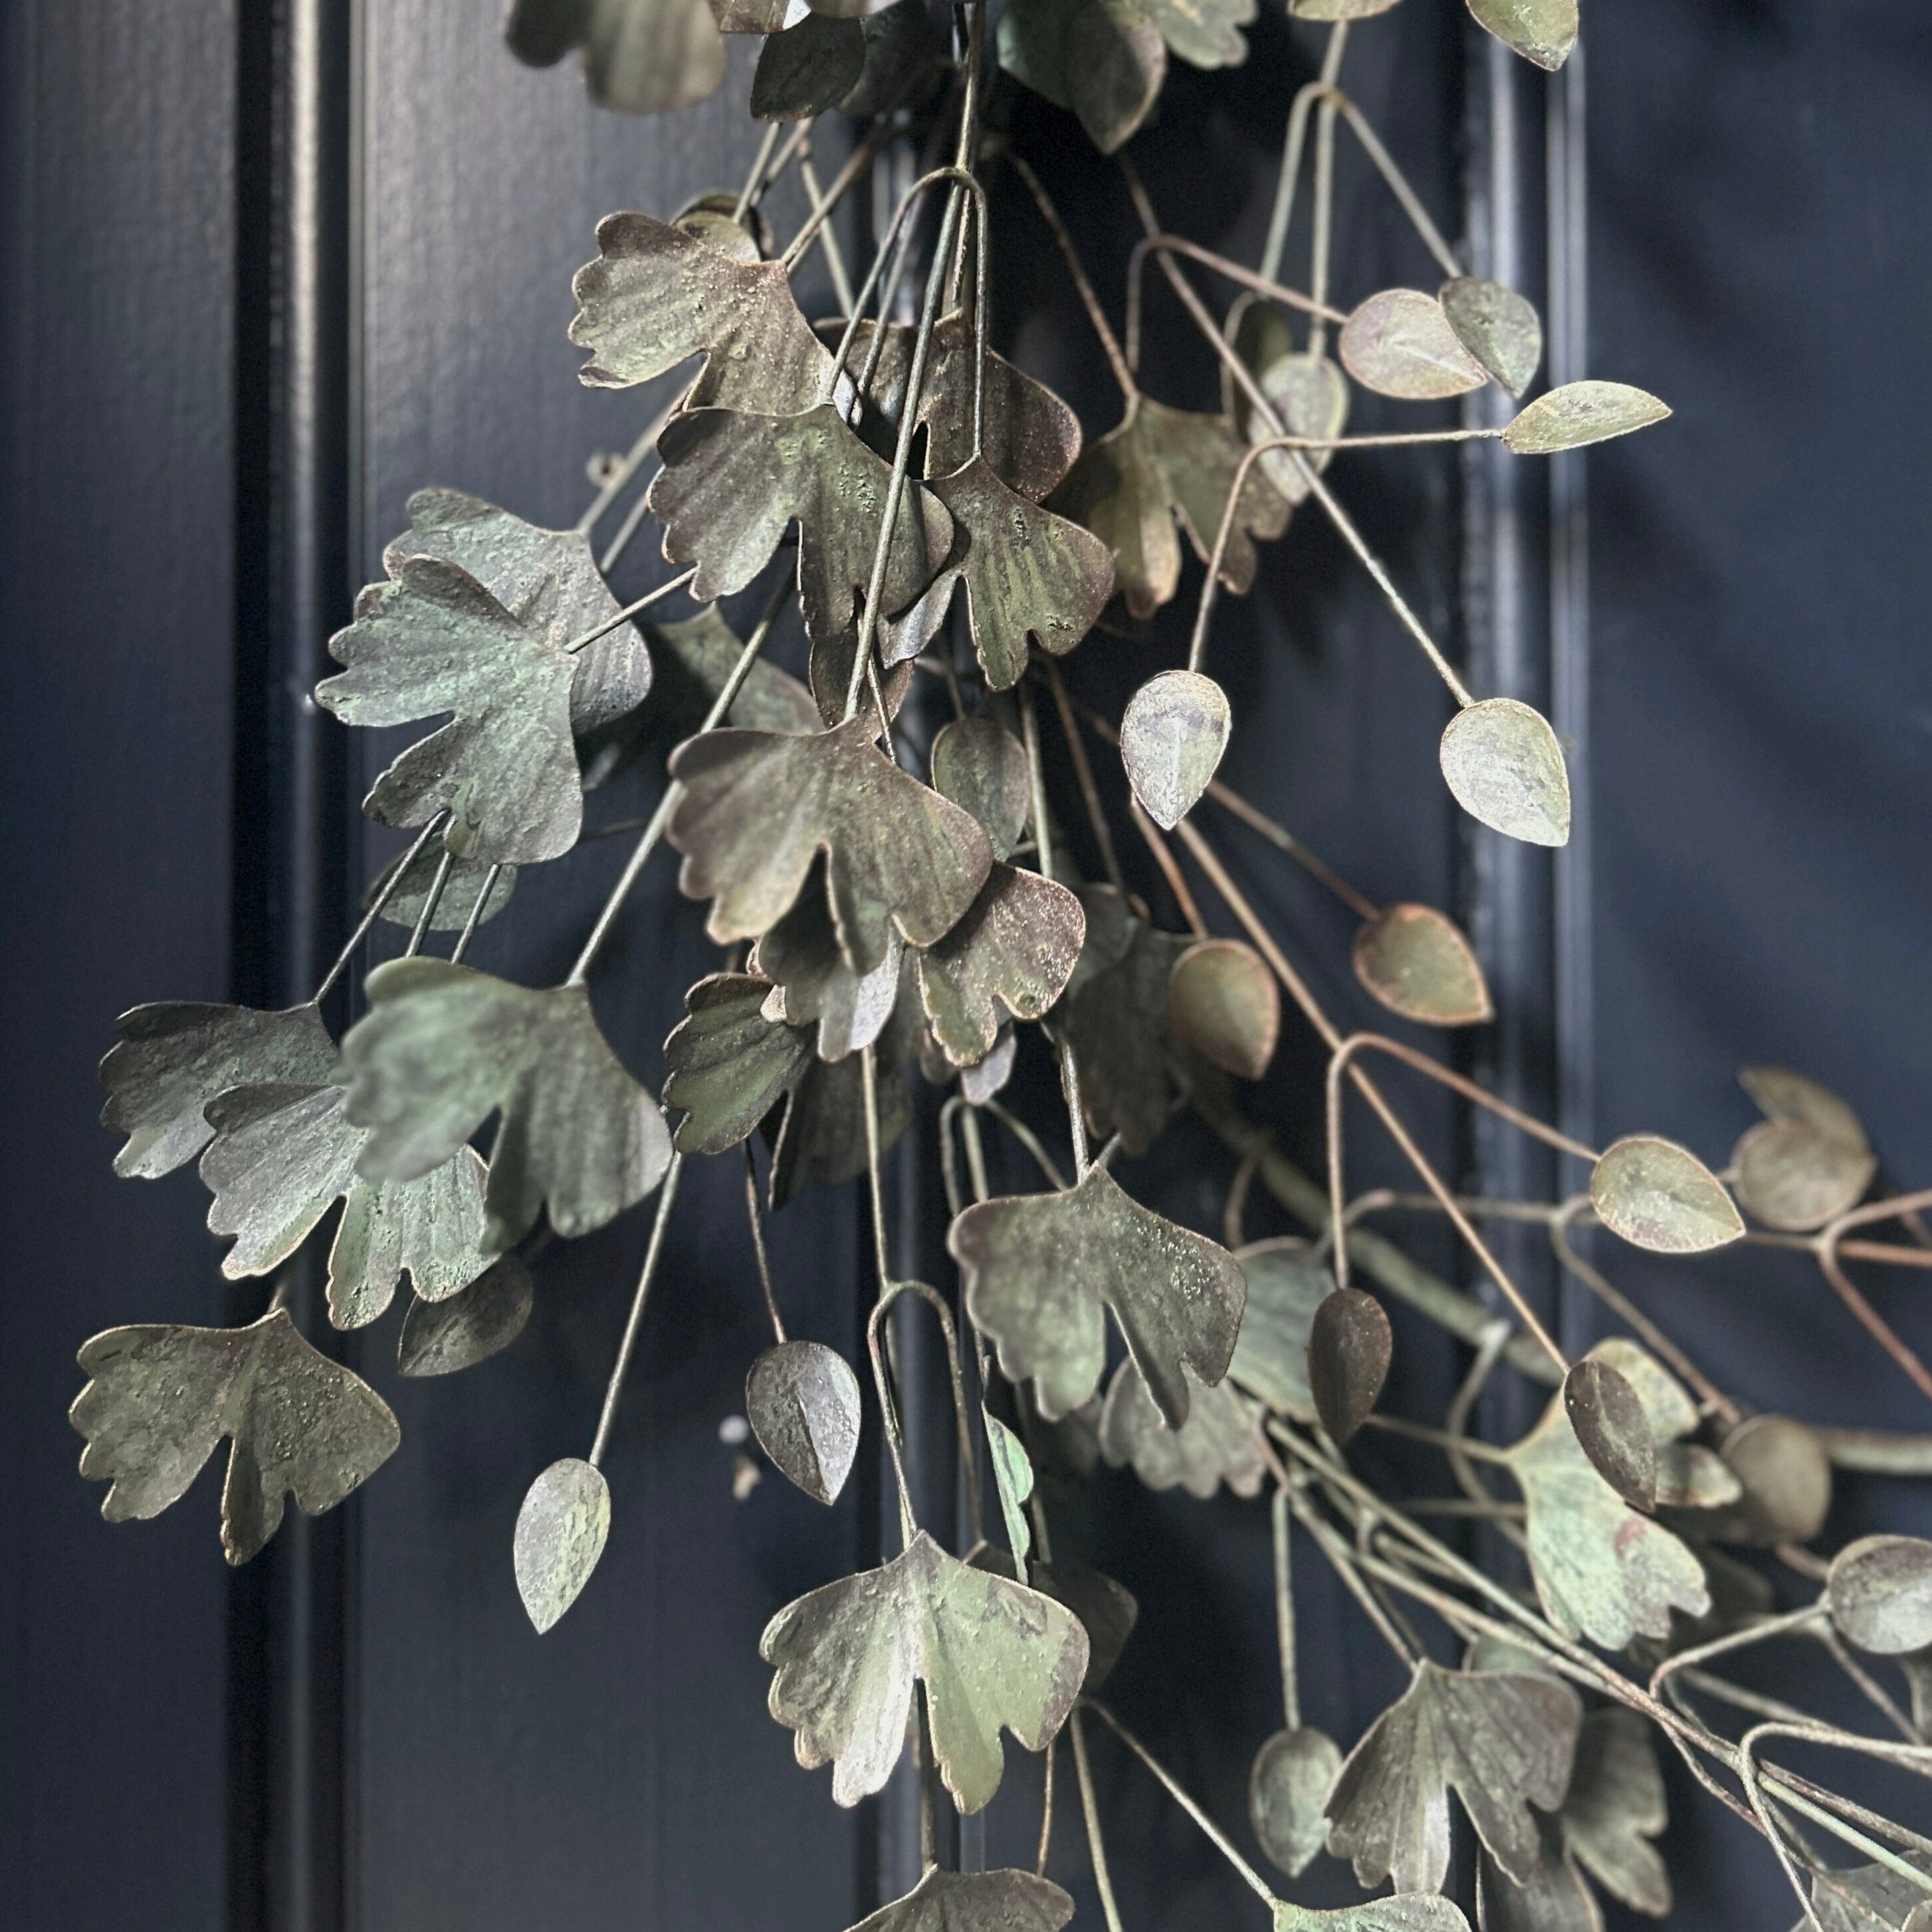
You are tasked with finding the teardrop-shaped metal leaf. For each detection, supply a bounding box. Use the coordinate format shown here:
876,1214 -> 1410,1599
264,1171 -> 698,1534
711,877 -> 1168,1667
1168,937 -> 1279,1079
1590,1134 -> 1742,1253
1121,669 -> 1231,830
760,1529 -> 1088,1813
317,556 -> 584,863
1563,1358 -> 1656,1511
666,716 -> 993,971
1307,1287 -> 1391,1446
1709,1413 -> 1832,1545
1351,904 -> 1493,1026
100,998 -> 338,1178
1099,1357 -> 1266,1499
1252,348 -> 1349,501
343,958 -> 672,1250
917,864 -> 1085,1067
1465,0 -> 1576,72
1324,1660 -> 1582,1895
1733,1117 -> 1876,1231
366,844 -> 516,932
931,715 -> 1030,862
570,211 -> 831,413
507,0 -> 726,112
753,866 -> 905,1061
1741,1065 -> 1870,1142
1227,1239 -> 1333,1420
663,972 -> 815,1154
1440,697 -> 1571,847
1439,278 -> 1543,398
847,1868 -> 1075,1932
1251,1725 -> 1346,1880
985,1412 -> 1036,1564
1503,381 -> 1669,454
747,1339 -> 862,1504
1339,289 -> 1489,401
998,0 -> 1166,156
751,10 -> 865,117
950,1160 -> 1247,1428
1829,1537 -> 1932,1656
71,1307 -> 399,1566
397,1253 -> 535,1378
1560,1708 -> 1670,1917
1049,404 -> 1181,619
514,1456 -> 611,1633
839,0 -> 946,116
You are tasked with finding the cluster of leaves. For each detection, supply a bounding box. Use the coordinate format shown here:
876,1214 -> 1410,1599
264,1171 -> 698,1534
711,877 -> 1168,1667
72,3 -> 1932,1931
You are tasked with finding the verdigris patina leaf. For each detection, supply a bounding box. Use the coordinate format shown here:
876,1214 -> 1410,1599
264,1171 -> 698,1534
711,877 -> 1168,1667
1307,1288 -> 1392,1446
1251,1725 -> 1345,1881
1439,697 -> 1571,847
665,716 -> 992,971
1351,904 -> 1492,1027
750,11 -> 865,118
1227,1239 -> 1332,1421
1560,1709 -> 1670,1917
986,1412 -> 1036,1564
514,1456 -> 611,1633
317,556 -> 584,863
998,0 -> 1166,156
916,863 -> 1085,1066
1830,1536 -> 1932,1656
1439,278 -> 1543,399
1167,936 -> 1278,1079
1136,398 -> 1290,595
343,958 -> 672,1249
100,998 -> 338,1178
72,1307 -> 399,1565
1589,1135 -> 1743,1253
747,1339 -> 862,1505
1099,1357 -> 1265,1499
366,844 -> 515,932
1340,289 -> 1489,401
1502,381 -> 1668,455
507,0 -> 726,112
847,1866 -> 1074,1932
1562,1357 -> 1657,1512
760,1529 -> 1088,1812
396,1253 -> 535,1378
930,714 -> 1030,862
754,865 -> 905,1061
1806,1859 -> 1932,1932
642,603 -> 821,738
663,973 -> 815,1153
949,1161 -> 1246,1428
1288,0 -> 1404,16
1732,1065 -> 1876,1232
1120,669 -> 1230,829
1465,0 -> 1576,72
1276,1901 -> 1469,1932
1324,1660 -> 1582,1893
1474,1835 -> 1599,1932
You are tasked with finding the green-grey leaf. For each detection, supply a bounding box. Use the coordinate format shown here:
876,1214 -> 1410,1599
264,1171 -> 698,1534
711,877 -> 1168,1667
1307,1288 -> 1391,1447
317,556 -> 583,863
998,0 -> 1164,156
514,1456 -> 611,1632
1340,289 -> 1489,401
506,0 -> 726,112
100,998 -> 338,1178
916,863 -> 1085,1067
1288,0 -> 1404,17
1503,380 -> 1668,454
839,0 -> 946,116
1099,1358 -> 1265,1499
848,1866 -> 1074,1932
754,867 -> 905,1062
1560,1708 -> 1669,1917
1227,1239 -> 1333,1420
666,716 -> 993,972
366,844 -> 515,932
1136,398 -> 1290,595
751,11 -> 865,118
1351,904 -> 1493,1026
1806,1859 -> 1932,1932
1033,1560 -> 1136,1691
769,1018 -> 914,1209
1323,1660 -> 1582,1894
1251,347 -> 1348,502
72,1307 -> 399,1565
1167,936 -> 1278,1079
1137,0 -> 1254,70
646,603 -> 821,737
1709,1412 -> 1832,1544
1251,1725 -> 1345,1881
930,715 -> 1030,863
1590,1134 -> 1743,1254
1120,669 -> 1230,830
396,1253 -> 535,1378
344,958 -> 672,1249
760,1529 -> 1089,1812
1563,1357 -> 1657,1512
748,1339 -> 862,1504
1741,1065 -> 1870,1142
1439,697 -> 1571,847
1735,1118 -> 1876,1231
1474,1837 -> 1599,1932
663,972 -> 815,1153
1439,278 -> 1543,399
1465,0 -> 1576,72
1829,1536 -> 1932,1656
985,1412 -> 1036,1564
1275,1901 -> 1469,1932
950,1161 -> 1246,1428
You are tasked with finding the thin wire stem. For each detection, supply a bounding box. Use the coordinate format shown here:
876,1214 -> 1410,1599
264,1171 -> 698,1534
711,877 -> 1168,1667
1021,680 -> 1088,1176
448,863 -> 502,964
1818,1189 -> 1932,1407
576,400 -> 676,539
1035,1736 -> 1056,1878
588,1153 -> 684,1468
1041,659 -> 1126,894
1004,152 -> 1136,404
402,849 -> 453,957
1067,1713 -> 1127,1932
563,568 -> 698,655
312,811 -> 448,1002
1270,1485 -> 1299,1731
981,1099 -> 1069,1192
798,145 -> 857,316
1126,234 -> 1342,372
1127,799 -> 1208,938
744,1144 -> 786,1344
733,122 -> 784,224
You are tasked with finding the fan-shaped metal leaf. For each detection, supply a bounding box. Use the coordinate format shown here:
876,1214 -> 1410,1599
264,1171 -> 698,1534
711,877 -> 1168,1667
665,716 -> 993,971
849,1866 -> 1075,1932
1168,937 -> 1279,1079
366,844 -> 516,932
1308,1288 -> 1391,1447
1590,1135 -> 1742,1253
1137,0 -> 1255,68
1560,1709 -> 1670,1917
643,603 -> 821,738
998,0 -> 1166,156
343,958 -> 671,1249
1288,0 -> 1404,17
1475,1836 -> 1601,1932
1805,1860 -> 1932,1932
1502,381 -> 1668,454
1563,1358 -> 1656,1512
1275,1902 -> 1469,1932
100,998 -> 338,1178
506,0 -> 726,112
1352,905 -> 1493,1026
950,1161 -> 1246,1428
751,10 -> 865,117
769,1011 -> 915,1208
1440,697 -> 1571,847
916,863 -> 1085,1066
397,1253 -> 535,1378
1439,278 -> 1543,399
1099,1357 -> 1265,1499
754,867 -> 905,1061
931,715 -> 1030,861
760,1529 -> 1089,1813
663,972 -> 815,1153
1829,1536 -> 1932,1656
514,1456 -> 611,1633
1137,398 -> 1290,595
1340,290 -> 1489,401
1324,1660 -> 1582,1894
1121,669 -> 1230,830
317,556 -> 584,863
1227,1239 -> 1333,1420
1465,0 -> 1576,72
72,1308 -> 399,1565
1251,1726 -> 1345,1881
748,1339 -> 863,1504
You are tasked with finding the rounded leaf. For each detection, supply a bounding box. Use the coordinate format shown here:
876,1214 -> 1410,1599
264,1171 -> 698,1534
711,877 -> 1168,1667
1339,289 -> 1489,401
1168,938 -> 1280,1079
1717,1414 -> 1832,1544
747,1339 -> 863,1505
1438,277 -> 1542,397
931,715 -> 1030,863
1120,670 -> 1231,830
514,1457 -> 611,1633
1590,1135 -> 1743,1254
1307,1288 -> 1392,1446
1351,904 -> 1492,1026
1733,1118 -> 1875,1232
1828,1536 -> 1932,1656
396,1253 -> 534,1378
1503,380 -> 1669,454
1466,0 -> 1577,71
1250,1726 -> 1344,1879
1439,697 -> 1570,847
1289,0 -> 1403,15
1564,1358 -> 1657,1512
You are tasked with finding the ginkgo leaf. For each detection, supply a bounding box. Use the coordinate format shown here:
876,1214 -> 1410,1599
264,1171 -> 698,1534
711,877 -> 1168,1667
849,1866 -> 1074,1932
1502,381 -> 1669,455
930,715 -> 1030,862
1275,1902 -> 1469,1932
571,211 -> 831,413
1168,937 -> 1279,1079
1590,1135 -> 1743,1253
507,0 -> 726,111
1475,1834 -> 1600,1932
514,1456 -> 611,1632
1226,1239 -> 1333,1420
748,1340 -> 862,1504
751,11 -> 866,117
1136,398 -> 1291,595
72,1307 -> 399,1565
760,1529 -> 1088,1812
1560,1709 -> 1670,1917
1440,697 -> 1571,847
1439,278 -> 1543,399
1340,290 -> 1490,401
344,958 -> 672,1249
769,1031 -> 913,1208
648,402 -> 952,648
366,843 -> 516,932
383,487 -> 651,734
754,863 -> 905,1061
1465,0 -> 1576,71
1806,1860 -> 1932,1932
100,998 -> 338,1178
1733,1065 -> 1876,1231
1099,1357 -> 1265,1499
669,188 -> 769,263
1324,1660 -> 1582,1894
1121,669 -> 1230,829
986,1412 -> 1036,1564
1137,0 -> 1255,68
1251,1726 -> 1345,1881
665,716 -> 992,972
1352,905 -> 1493,1026
916,864 -> 1085,1065
884,458 -> 1115,690
1307,1288 -> 1392,1447
663,973 -> 815,1153
317,556 -> 584,863
950,1160 -> 1246,1428
643,603 -> 822,738
998,0 -> 1166,156
396,1253 -> 535,1378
